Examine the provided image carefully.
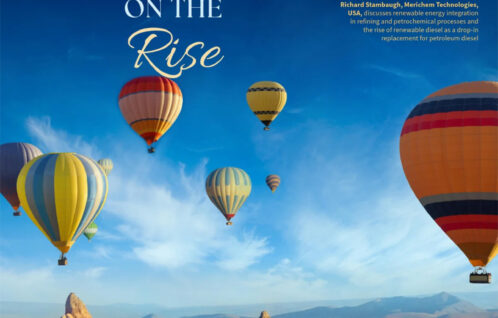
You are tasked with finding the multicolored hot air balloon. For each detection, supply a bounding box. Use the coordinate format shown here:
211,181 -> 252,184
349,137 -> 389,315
206,167 -> 252,225
247,81 -> 287,130
97,158 -> 113,176
400,81 -> 498,283
17,153 -> 108,265
119,76 -> 183,153
266,174 -> 280,193
83,222 -> 98,241
0,142 -> 43,216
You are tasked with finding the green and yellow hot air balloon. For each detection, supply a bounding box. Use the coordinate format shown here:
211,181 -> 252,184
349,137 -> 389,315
247,81 -> 287,130
84,222 -> 98,241
400,81 -> 498,283
17,153 -> 108,265
97,158 -> 113,176
205,167 -> 251,225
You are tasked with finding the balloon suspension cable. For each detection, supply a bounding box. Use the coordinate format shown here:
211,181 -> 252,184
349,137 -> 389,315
13,210 -> 21,216
472,266 -> 487,274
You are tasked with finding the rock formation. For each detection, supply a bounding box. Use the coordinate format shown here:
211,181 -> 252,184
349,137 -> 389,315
259,311 -> 271,318
61,293 -> 92,318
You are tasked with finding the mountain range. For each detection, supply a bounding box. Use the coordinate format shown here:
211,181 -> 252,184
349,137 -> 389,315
171,293 -> 498,318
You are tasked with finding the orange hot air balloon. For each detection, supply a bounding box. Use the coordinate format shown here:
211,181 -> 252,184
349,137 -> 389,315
400,81 -> 498,284
118,76 -> 183,153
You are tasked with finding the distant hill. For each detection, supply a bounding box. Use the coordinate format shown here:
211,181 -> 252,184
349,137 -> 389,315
270,292 -> 494,318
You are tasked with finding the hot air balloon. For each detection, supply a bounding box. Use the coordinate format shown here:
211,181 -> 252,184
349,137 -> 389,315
400,81 -> 498,284
205,167 -> 251,225
83,222 -> 98,241
17,153 -> 108,265
118,76 -> 183,153
97,158 -> 113,176
0,142 -> 43,216
247,81 -> 287,130
266,174 -> 280,193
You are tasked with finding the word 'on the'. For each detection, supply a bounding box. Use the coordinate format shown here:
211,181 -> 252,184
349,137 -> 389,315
125,0 -> 222,18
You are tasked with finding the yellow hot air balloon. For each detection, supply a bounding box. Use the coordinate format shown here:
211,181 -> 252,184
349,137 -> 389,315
98,158 -> 113,176
119,76 -> 183,153
247,81 -> 287,130
205,167 -> 251,225
17,153 -> 108,265
400,81 -> 498,283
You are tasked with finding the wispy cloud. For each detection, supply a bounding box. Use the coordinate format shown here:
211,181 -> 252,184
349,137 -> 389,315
84,266 -> 107,279
26,116 -> 99,158
26,116 -> 271,271
366,64 -> 424,79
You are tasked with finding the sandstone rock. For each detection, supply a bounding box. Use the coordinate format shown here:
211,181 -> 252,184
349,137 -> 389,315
61,293 -> 92,318
259,311 -> 271,318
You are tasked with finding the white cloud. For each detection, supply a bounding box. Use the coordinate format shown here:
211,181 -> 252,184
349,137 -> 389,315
366,64 -> 423,79
83,266 -> 107,279
216,233 -> 272,271
26,116 -> 99,158
26,116 -> 271,271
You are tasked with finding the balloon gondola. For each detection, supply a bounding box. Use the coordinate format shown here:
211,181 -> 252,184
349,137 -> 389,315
400,81 -> 498,283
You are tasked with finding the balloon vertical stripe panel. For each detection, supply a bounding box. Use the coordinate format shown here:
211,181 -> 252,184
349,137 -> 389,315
400,81 -> 498,267
0,142 -> 43,213
17,153 -> 108,254
206,167 -> 251,225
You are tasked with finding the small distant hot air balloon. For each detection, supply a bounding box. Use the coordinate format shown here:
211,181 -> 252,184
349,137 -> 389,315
97,158 -> 113,176
17,153 -> 108,265
206,167 -> 251,225
266,175 -> 280,193
118,76 -> 183,153
0,142 -> 43,216
83,222 -> 98,241
247,81 -> 287,130
400,81 -> 498,284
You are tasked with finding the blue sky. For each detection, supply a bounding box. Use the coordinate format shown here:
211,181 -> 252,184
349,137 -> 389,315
1,0 -> 497,307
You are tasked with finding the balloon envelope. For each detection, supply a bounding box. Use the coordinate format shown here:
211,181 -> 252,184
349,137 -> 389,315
118,76 -> 183,147
205,167 -> 251,225
266,174 -> 280,192
400,81 -> 498,267
0,142 -> 43,212
247,81 -> 287,129
17,153 -> 108,254
97,158 -> 113,176
83,222 -> 98,241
